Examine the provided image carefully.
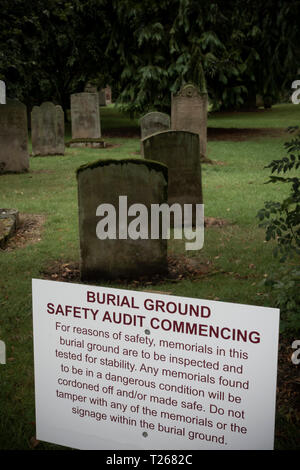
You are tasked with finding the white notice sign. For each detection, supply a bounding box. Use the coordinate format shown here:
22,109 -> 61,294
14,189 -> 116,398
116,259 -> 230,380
32,279 -> 279,450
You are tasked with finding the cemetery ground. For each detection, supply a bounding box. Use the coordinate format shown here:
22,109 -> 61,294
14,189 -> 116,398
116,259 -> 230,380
0,103 -> 299,450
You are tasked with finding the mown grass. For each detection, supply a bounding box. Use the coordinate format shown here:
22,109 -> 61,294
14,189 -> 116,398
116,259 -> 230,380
208,103 -> 300,128
0,103 -> 299,450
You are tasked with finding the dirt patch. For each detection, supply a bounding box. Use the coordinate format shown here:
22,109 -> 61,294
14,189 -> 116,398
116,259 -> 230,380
205,217 -> 232,227
41,255 -> 212,286
208,127 -> 287,141
1,213 -> 46,251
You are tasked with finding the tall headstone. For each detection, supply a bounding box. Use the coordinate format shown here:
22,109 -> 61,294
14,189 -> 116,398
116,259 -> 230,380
71,92 -> 101,139
0,101 -> 29,174
69,92 -> 104,148
171,83 -> 208,161
77,158 -> 168,281
142,130 -> 202,224
0,80 -> 6,104
140,112 -> 171,140
31,102 -> 65,156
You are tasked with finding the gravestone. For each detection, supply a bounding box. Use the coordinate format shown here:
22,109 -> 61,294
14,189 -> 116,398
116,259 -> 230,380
105,85 -> 112,103
84,82 -> 98,93
31,102 -> 65,156
99,90 -> 106,106
0,101 -> 29,173
171,83 -> 208,162
140,112 -> 171,156
140,112 -> 171,140
142,130 -> 202,224
0,80 -> 6,104
77,158 -> 168,281
69,92 -> 104,148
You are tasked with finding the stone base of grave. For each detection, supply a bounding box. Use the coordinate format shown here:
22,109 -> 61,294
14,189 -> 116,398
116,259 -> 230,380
66,138 -> 106,149
0,209 -> 19,248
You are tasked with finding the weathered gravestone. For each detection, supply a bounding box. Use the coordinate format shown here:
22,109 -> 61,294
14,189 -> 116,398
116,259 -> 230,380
140,112 -> 171,156
105,85 -> 112,104
31,102 -> 65,156
142,130 -> 202,225
0,80 -> 6,104
171,83 -> 208,162
77,158 -> 168,280
69,92 -> 104,148
0,101 -> 29,173
84,82 -> 98,93
99,90 -> 106,106
140,112 -> 171,140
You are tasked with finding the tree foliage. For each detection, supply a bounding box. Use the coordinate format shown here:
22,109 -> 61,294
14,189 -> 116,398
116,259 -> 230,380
257,127 -> 300,262
0,0 -> 299,114
257,127 -> 300,333
0,0 -> 112,111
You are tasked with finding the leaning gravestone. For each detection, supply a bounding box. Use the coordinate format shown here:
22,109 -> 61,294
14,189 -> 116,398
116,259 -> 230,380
31,102 -> 65,156
69,92 -> 105,148
77,158 -> 168,281
0,80 -> 6,104
0,101 -> 29,173
171,83 -> 208,162
142,130 -> 202,224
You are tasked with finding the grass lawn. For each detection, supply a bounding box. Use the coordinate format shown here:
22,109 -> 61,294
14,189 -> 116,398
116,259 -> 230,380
0,103 -> 299,450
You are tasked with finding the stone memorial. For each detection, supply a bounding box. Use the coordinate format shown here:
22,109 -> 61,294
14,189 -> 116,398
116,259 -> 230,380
104,85 -> 112,104
140,112 -> 170,140
69,92 -> 105,148
84,82 -> 98,93
171,83 -> 208,161
99,90 -> 106,106
139,112 -> 171,156
77,158 -> 168,281
0,101 -> 29,173
31,102 -> 65,156
142,130 -> 202,224
0,80 -> 6,104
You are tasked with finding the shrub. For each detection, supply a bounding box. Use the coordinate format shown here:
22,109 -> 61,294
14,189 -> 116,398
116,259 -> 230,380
257,127 -> 300,333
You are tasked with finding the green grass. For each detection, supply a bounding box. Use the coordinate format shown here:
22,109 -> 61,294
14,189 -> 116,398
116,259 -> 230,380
0,103 -> 299,450
208,103 -> 300,128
